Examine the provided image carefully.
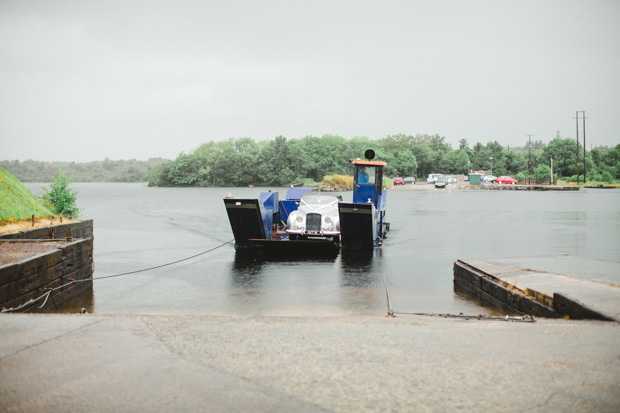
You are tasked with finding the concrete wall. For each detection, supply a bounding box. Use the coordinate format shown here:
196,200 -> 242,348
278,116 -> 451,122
0,221 -> 94,312
453,260 -> 563,318
0,219 -> 93,240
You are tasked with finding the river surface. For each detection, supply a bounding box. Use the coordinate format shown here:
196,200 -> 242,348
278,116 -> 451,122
26,183 -> 620,316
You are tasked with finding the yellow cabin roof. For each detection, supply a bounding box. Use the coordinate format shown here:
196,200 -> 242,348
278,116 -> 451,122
350,160 -> 387,166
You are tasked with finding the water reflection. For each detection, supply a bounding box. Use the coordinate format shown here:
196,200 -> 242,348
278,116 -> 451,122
338,249 -> 388,314
339,249 -> 376,287
231,252 -> 265,288
231,248 -> 340,288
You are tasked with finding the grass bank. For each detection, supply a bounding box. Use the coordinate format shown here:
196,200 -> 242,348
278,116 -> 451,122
0,167 -> 53,225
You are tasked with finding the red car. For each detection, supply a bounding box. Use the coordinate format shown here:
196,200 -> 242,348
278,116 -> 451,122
496,176 -> 518,184
393,177 -> 405,185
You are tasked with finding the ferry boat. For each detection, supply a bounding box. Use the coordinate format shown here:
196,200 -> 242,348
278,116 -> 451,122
223,150 -> 389,250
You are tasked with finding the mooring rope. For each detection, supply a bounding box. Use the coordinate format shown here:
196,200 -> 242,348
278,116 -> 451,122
89,239 -> 234,281
380,251 -> 395,317
3,238 -> 537,322
1,239 -> 234,313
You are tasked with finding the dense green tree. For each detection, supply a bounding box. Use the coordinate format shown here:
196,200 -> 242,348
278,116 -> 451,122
208,138 -> 259,186
344,137 -> 382,163
469,142 -> 486,171
601,144 -> 620,178
380,134 -> 413,153
503,152 -> 527,176
383,149 -> 418,177
167,153 -> 207,186
39,169 -> 80,218
534,163 -> 552,181
539,138 -> 581,177
255,136 -> 303,186
147,162 -> 173,186
410,143 -> 435,177
441,149 -> 469,174
299,135 -> 349,181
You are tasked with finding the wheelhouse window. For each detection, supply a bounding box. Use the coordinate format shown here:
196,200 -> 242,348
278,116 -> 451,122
357,166 -> 376,185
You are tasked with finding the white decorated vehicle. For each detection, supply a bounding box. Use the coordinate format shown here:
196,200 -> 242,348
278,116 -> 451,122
286,194 -> 341,241
426,173 -> 443,183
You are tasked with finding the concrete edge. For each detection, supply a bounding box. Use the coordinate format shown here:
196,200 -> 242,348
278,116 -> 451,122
454,260 -> 619,322
553,292 -> 619,322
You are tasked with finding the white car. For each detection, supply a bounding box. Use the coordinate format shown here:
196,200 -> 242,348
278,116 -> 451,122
286,194 -> 341,240
426,173 -> 443,184
483,175 -> 497,183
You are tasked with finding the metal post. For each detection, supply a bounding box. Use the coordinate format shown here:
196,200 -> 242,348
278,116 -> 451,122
527,135 -> 532,184
583,111 -> 586,183
576,111 -> 580,183
551,157 -> 553,185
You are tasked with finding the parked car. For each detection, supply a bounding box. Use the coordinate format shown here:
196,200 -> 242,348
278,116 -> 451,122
496,176 -> 518,184
434,176 -> 446,188
286,194 -> 340,241
404,177 -> 416,184
426,173 -> 443,184
393,177 -> 405,185
482,175 -> 497,183
445,175 -> 457,184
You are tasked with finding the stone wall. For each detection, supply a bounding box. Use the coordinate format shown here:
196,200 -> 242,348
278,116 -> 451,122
0,220 -> 94,312
0,219 -> 93,240
453,260 -> 562,318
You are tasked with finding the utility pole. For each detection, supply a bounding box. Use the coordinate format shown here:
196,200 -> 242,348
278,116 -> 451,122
583,111 -> 586,182
574,111 -> 587,183
526,134 -> 533,183
575,111 -> 580,183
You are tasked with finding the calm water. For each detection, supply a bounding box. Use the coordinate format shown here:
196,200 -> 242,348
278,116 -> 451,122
26,183 -> 620,316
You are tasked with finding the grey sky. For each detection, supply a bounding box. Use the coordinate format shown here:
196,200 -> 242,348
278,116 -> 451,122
1,0 -> 619,162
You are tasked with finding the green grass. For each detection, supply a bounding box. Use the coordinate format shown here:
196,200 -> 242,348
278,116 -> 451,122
0,167 -> 53,224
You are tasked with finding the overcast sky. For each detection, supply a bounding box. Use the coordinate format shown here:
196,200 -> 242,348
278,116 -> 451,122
1,0 -> 619,162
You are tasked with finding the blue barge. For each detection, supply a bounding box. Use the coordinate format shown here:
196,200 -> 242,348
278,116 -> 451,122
223,152 -> 389,250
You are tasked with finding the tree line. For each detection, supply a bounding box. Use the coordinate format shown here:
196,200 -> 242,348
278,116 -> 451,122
0,158 -> 168,183
147,133 -> 620,187
2,134 -> 618,186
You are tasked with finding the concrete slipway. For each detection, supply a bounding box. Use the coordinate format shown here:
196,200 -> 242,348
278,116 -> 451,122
1,312 -> 619,412
1,256 -> 619,412
454,255 -> 620,322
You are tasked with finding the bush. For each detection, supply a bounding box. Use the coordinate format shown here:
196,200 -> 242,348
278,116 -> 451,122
319,174 -> 354,191
534,164 -> 551,180
40,169 -> 80,218
601,171 -> 614,183
566,175 -> 585,183
293,177 -> 318,187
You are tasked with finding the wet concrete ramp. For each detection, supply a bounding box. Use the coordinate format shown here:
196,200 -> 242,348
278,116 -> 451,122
454,255 -> 620,321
